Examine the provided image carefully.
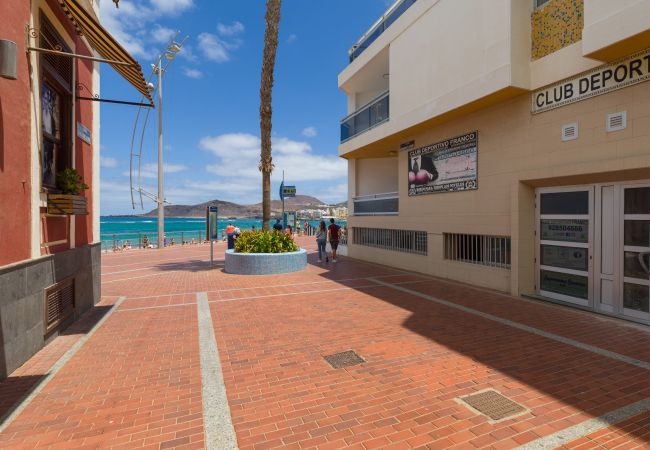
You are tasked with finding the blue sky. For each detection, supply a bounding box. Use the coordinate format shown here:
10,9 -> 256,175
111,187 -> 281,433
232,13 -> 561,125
99,0 -> 392,215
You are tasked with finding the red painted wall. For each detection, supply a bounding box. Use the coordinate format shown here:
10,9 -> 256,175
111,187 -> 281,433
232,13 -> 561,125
0,0 -> 33,266
74,38 -> 94,247
0,0 -> 97,264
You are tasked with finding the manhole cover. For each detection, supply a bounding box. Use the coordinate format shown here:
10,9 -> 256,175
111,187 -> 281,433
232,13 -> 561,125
323,350 -> 365,369
459,390 -> 525,421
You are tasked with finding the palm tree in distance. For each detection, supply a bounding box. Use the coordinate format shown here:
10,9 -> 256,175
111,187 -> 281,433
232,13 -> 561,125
259,0 -> 281,231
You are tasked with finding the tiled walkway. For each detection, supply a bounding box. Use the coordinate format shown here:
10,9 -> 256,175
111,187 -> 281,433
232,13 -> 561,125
0,237 -> 649,449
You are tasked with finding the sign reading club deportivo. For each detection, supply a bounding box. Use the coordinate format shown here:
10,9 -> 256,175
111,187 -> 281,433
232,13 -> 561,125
532,49 -> 650,114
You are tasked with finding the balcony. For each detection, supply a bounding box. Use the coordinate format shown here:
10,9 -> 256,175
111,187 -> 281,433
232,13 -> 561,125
348,0 -> 417,63
352,191 -> 398,216
340,91 -> 389,143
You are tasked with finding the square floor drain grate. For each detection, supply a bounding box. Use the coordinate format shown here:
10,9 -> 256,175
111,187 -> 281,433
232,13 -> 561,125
460,390 -> 525,421
323,350 -> 365,369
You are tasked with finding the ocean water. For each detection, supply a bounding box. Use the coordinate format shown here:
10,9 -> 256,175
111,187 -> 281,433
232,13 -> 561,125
100,216 -> 345,249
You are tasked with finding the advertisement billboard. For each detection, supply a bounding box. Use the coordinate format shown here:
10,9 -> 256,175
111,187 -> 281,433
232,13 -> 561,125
408,131 -> 478,196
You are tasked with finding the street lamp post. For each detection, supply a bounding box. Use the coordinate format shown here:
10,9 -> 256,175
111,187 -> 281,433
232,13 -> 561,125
156,59 -> 164,250
151,37 -> 185,249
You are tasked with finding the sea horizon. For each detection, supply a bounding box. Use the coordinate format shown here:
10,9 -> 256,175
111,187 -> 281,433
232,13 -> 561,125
100,215 -> 345,249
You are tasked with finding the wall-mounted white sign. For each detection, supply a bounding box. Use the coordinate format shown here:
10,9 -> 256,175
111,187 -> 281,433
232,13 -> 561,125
532,49 -> 650,114
77,122 -> 91,144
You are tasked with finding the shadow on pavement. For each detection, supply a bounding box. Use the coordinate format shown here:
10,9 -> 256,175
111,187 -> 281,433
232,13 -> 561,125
304,253 -> 650,444
0,303 -> 115,426
153,259 -> 224,272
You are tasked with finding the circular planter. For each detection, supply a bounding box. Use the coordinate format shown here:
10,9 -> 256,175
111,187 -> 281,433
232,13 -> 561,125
224,249 -> 307,275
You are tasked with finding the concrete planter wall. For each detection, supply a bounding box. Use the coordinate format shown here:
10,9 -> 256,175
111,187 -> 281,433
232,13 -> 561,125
225,249 -> 307,275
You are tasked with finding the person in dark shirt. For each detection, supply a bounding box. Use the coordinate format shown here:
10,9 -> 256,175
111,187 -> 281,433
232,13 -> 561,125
272,219 -> 283,231
327,218 -> 341,262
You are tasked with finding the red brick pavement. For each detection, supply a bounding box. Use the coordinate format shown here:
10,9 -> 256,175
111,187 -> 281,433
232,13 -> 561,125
561,411 -> 650,449
0,237 -> 648,449
0,300 -> 203,449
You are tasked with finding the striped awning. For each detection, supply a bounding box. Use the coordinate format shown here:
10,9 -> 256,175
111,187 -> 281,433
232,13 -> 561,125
58,0 -> 153,103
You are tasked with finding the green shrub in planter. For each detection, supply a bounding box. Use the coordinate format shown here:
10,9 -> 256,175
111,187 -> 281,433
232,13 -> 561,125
234,230 -> 299,254
56,168 -> 89,195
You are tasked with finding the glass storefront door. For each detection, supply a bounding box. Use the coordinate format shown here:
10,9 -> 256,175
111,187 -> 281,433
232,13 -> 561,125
536,183 -> 650,325
537,188 -> 593,307
621,185 -> 650,321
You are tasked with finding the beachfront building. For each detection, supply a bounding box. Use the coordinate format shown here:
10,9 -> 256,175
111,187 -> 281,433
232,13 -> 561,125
0,0 -> 151,378
340,0 -> 650,325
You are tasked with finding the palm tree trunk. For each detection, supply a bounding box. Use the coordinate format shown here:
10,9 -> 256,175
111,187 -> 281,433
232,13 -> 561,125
259,0 -> 281,231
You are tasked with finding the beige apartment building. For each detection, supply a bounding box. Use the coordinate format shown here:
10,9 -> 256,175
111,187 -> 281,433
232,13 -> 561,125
339,0 -> 650,325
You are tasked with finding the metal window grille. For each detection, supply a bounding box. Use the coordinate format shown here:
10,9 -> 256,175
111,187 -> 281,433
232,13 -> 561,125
353,227 -> 427,255
444,233 -> 511,269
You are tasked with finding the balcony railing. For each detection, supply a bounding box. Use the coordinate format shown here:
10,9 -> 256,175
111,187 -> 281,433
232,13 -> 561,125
353,191 -> 398,216
348,0 -> 417,63
341,91 -> 389,143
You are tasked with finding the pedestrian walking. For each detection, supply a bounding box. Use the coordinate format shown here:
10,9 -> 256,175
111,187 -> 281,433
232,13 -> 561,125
315,220 -> 327,262
273,218 -> 283,231
327,218 -> 341,262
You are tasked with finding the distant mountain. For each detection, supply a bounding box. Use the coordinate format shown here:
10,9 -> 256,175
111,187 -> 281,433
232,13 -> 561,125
141,195 -> 331,218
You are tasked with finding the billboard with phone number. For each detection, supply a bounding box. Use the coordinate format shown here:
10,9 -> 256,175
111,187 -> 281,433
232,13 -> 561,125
407,131 -> 478,196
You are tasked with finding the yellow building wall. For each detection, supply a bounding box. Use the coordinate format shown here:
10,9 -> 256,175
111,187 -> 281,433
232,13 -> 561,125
532,0 -> 584,60
348,79 -> 650,295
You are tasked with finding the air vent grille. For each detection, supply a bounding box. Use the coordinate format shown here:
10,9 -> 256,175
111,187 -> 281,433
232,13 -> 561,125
44,278 -> 75,335
607,112 -> 627,132
561,123 -> 578,141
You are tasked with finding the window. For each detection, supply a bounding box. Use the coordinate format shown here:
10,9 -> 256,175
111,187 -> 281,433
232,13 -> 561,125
39,14 -> 72,190
444,233 -> 511,269
353,227 -> 427,255
534,0 -> 550,9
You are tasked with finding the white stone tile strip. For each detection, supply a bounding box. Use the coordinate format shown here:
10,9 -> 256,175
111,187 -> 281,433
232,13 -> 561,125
196,292 -> 238,450
207,280 -> 428,304
0,296 -> 126,432
369,278 -> 650,371
116,302 -> 197,312
516,396 -> 650,449
125,273 -> 411,300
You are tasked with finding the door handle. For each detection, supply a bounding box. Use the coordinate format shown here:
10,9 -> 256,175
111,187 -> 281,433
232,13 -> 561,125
638,252 -> 650,275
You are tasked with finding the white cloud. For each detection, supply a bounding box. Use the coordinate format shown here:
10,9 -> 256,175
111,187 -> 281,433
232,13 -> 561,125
197,22 -> 244,63
301,126 -> 317,138
177,44 -> 198,63
151,25 -> 176,44
124,162 -> 188,179
100,156 -> 118,168
183,67 -> 203,79
317,183 -> 348,203
149,0 -> 194,15
217,21 -> 245,36
286,34 -> 297,44
200,133 -> 346,182
197,33 -> 232,63
99,0 -> 193,59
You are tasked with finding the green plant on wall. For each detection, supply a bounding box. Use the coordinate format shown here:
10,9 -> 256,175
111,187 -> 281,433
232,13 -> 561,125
234,230 -> 298,254
56,168 -> 89,195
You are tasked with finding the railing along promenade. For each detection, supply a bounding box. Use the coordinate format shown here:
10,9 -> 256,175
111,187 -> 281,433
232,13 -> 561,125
101,227 -> 348,252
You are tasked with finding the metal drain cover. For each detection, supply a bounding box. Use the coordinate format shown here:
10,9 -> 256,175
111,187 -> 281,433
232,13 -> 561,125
460,390 -> 525,421
323,350 -> 365,369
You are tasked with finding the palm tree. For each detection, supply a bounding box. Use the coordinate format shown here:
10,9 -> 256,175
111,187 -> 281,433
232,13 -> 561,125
259,0 -> 281,231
